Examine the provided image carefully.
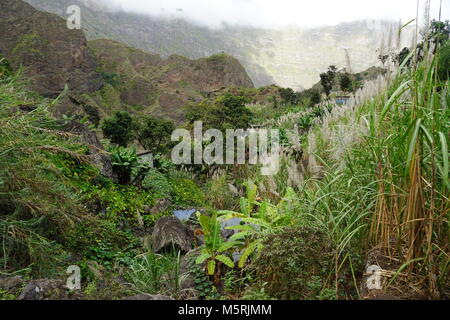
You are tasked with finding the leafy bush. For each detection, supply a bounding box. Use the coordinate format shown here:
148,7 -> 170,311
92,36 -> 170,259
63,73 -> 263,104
186,93 -> 252,131
110,146 -> 149,185
0,57 -> 12,79
437,41 -> 450,81
204,174 -> 237,210
101,111 -> 135,147
92,182 -> 155,225
136,116 -> 175,155
251,227 -> 336,300
195,212 -> 239,280
142,169 -> 173,199
169,177 -> 205,207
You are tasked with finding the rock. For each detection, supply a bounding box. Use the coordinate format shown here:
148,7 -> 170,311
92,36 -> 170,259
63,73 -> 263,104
17,283 -> 43,300
0,0 -> 102,98
0,276 -> 24,295
17,279 -> 83,300
152,216 -> 192,253
147,199 -> 172,216
121,294 -> 174,300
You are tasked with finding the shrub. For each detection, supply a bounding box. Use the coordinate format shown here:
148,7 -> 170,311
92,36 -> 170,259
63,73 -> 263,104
437,41 -> 450,81
101,111 -> 135,147
251,227 -> 336,300
169,177 -> 205,207
110,146 -> 149,185
204,174 -> 237,210
136,116 -> 175,155
142,169 -> 173,199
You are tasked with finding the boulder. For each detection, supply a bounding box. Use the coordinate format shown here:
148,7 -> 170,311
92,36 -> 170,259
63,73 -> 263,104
0,276 -> 24,291
17,279 -> 83,300
0,276 -> 24,295
17,283 -> 43,300
152,216 -> 192,253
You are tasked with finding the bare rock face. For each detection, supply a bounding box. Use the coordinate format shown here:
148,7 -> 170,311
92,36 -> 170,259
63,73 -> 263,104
0,0 -> 102,97
152,216 -> 193,253
87,39 -> 254,123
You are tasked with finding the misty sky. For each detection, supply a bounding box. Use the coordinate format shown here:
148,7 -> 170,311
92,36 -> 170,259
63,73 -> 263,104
103,0 -> 450,28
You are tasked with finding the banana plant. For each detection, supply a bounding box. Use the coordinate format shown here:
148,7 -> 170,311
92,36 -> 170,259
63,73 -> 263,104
195,212 -> 240,278
217,180 -> 296,268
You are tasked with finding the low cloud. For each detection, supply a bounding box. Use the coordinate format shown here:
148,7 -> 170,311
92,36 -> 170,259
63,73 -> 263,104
100,0 -> 449,28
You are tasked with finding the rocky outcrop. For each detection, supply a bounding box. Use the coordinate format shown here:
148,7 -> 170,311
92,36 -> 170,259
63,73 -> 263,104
87,40 -> 254,123
152,216 -> 193,253
64,120 -> 115,180
0,0 -> 102,97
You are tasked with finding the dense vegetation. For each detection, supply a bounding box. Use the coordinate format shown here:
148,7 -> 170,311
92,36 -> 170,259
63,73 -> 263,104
0,17 -> 448,301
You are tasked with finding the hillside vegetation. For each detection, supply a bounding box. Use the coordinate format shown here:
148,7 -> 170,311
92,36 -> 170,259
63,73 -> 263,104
0,0 -> 448,301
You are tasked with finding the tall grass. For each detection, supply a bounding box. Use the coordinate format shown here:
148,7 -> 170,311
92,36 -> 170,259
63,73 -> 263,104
305,39 -> 449,297
126,250 -> 187,298
0,71 -> 90,276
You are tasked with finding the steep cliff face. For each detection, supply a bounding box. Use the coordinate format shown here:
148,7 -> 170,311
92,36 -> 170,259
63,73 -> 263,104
0,0 -> 102,97
86,39 -> 254,122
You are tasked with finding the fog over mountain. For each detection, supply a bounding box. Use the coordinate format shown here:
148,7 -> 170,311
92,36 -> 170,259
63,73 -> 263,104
24,0 -> 428,89
90,0 -> 448,29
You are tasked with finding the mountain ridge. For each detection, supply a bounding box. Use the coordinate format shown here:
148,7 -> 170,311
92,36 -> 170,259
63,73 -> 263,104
24,0 -> 415,90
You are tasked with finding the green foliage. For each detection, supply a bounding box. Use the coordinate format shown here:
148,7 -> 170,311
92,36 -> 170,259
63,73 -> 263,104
110,146 -> 149,185
142,169 -> 173,199
340,73 -> 353,92
206,53 -> 229,64
92,182 -> 155,225
204,174 -> 238,210
0,74 -> 91,276
437,41 -> 450,81
169,177 -> 205,207
429,20 -> 450,48
278,88 -> 298,106
126,250 -> 183,297
136,115 -> 175,154
0,57 -> 12,79
190,259 -> 221,299
101,111 -> 135,147
195,212 -> 239,277
320,65 -> 337,98
98,70 -> 122,87
252,227 -> 336,300
218,181 -> 295,269
186,93 -> 252,131
65,218 -> 140,266
0,288 -> 17,300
